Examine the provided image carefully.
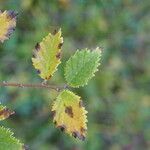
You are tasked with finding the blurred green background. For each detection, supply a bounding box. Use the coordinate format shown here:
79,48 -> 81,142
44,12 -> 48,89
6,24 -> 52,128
0,0 -> 150,150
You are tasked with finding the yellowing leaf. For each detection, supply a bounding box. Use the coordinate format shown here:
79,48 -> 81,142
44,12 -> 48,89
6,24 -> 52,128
32,29 -> 63,80
51,90 -> 88,140
0,104 -> 15,121
0,10 -> 17,43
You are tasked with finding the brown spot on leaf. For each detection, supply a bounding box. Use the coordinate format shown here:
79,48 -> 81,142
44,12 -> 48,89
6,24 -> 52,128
57,124 -> 66,132
72,131 -> 85,141
5,27 -> 15,38
37,69 -> 41,74
7,11 -> 18,19
45,75 -> 52,80
32,54 -> 35,58
58,43 -> 63,49
56,52 -> 61,59
0,108 -> 15,119
80,127 -> 86,133
51,111 -> 56,119
53,29 -> 58,35
72,131 -> 78,138
35,43 -> 40,51
79,135 -> 85,141
65,106 -> 73,118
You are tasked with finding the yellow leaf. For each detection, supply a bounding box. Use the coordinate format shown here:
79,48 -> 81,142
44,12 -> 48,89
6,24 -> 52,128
0,104 -> 14,121
32,29 -> 63,80
0,10 -> 17,43
51,90 -> 88,140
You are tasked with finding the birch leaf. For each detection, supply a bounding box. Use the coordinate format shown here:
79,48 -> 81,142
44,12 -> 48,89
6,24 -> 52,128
0,104 -> 15,121
65,48 -> 102,87
0,126 -> 24,150
51,90 -> 88,140
0,10 -> 17,43
32,29 -> 63,80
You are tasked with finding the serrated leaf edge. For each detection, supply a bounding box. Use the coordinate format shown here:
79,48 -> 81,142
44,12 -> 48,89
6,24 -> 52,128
64,47 -> 102,88
0,126 -> 24,150
32,29 -> 63,80
51,90 -> 88,140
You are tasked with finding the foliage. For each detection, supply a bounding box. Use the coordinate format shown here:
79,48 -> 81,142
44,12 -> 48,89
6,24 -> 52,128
0,104 -> 14,121
65,48 -> 101,87
0,10 -> 17,43
0,0 -> 149,150
0,126 -> 23,150
32,29 -> 63,80
0,5 -> 101,149
0,104 -> 24,150
52,90 -> 87,140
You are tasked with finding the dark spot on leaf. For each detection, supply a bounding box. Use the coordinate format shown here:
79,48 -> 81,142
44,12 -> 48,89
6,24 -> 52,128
0,108 -> 15,119
79,135 -> 85,141
72,131 -> 77,138
8,27 -> 15,32
65,106 -> 73,118
56,52 -> 61,59
53,29 -> 58,35
57,125 -> 66,132
7,11 -> 18,19
51,111 -> 56,119
45,75 -> 51,80
35,43 -> 40,51
80,127 -> 86,133
37,69 -> 41,74
5,32 -> 11,37
5,27 -> 15,38
72,131 -> 85,141
58,43 -> 63,49
32,54 -> 35,58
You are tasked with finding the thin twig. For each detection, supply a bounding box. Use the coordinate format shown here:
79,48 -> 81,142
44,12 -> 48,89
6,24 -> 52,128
0,81 -> 63,92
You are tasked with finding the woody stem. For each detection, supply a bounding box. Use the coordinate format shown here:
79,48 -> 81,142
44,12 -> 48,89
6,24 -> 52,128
0,81 -> 63,91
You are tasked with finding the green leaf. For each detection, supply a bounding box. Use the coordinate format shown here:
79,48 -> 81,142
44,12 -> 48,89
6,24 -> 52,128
51,90 -> 88,140
0,126 -> 24,150
32,29 -> 63,80
0,104 -> 14,121
0,10 -> 17,43
65,48 -> 101,87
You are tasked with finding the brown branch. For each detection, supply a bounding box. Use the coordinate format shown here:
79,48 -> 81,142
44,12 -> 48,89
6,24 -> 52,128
0,81 -> 64,92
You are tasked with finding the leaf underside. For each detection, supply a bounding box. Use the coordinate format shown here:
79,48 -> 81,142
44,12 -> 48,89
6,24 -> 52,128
51,90 -> 88,140
0,104 -> 14,121
0,126 -> 23,150
65,48 -> 101,87
0,10 -> 17,43
32,29 -> 63,80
